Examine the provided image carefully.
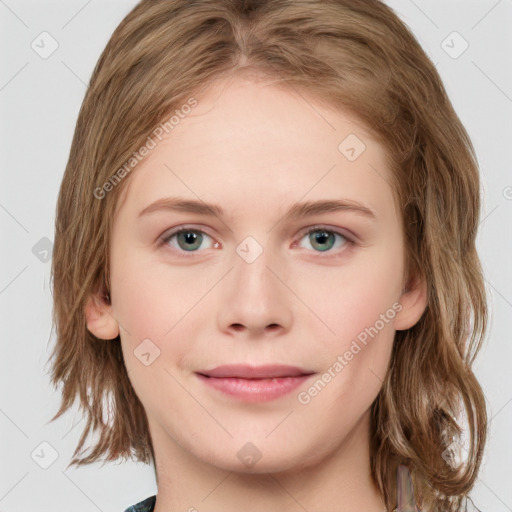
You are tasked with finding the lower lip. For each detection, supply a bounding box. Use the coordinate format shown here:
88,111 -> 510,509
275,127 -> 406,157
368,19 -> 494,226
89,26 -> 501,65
196,373 -> 314,402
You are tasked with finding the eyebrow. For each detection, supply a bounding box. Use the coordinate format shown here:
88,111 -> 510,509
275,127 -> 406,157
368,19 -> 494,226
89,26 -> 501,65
138,197 -> 377,221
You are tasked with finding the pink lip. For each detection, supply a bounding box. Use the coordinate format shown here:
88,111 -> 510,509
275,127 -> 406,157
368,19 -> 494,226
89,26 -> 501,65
196,364 -> 316,402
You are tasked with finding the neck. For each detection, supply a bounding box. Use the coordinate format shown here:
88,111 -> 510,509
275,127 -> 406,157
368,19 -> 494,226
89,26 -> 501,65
151,409 -> 387,512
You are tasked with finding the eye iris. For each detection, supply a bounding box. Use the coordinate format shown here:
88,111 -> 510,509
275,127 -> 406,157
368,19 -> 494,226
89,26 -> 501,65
310,230 -> 335,252
177,231 -> 202,251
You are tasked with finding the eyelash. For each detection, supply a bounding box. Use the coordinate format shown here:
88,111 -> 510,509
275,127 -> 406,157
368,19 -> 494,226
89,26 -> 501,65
158,224 -> 356,258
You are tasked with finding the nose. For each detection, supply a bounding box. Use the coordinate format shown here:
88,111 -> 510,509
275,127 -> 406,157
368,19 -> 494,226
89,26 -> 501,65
216,241 -> 293,338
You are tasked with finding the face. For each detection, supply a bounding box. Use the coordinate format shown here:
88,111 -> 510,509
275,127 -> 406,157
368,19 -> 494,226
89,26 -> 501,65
86,74 -> 426,475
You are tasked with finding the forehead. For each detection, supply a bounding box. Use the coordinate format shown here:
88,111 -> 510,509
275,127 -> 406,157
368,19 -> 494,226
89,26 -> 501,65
114,75 -> 398,225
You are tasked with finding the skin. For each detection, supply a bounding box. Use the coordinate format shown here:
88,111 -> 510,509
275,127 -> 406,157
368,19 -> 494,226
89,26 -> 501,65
86,74 -> 427,512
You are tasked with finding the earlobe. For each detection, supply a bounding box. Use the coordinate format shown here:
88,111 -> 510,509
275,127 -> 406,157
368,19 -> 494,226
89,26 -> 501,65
394,275 -> 428,331
84,294 -> 120,340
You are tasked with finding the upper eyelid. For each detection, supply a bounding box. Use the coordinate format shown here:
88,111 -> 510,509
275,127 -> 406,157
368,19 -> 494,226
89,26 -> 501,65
160,224 -> 216,242
296,224 -> 354,240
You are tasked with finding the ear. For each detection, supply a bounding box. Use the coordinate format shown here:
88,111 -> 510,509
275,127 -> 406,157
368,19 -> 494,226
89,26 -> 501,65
84,292 -> 120,340
394,273 -> 428,331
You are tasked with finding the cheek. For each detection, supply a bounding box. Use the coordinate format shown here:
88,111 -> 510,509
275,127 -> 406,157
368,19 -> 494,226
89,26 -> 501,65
289,243 -> 402,405
110,256 -> 165,339
294,244 -> 403,344
110,248 -> 219,380
111,247 -> 206,339
112,252 -> 194,392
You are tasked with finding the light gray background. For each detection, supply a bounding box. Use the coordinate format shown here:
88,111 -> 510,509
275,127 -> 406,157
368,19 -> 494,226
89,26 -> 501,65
0,1 -> 511,511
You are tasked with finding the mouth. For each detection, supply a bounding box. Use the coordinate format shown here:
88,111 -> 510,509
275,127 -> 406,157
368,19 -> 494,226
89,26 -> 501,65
196,364 -> 315,379
195,364 -> 316,402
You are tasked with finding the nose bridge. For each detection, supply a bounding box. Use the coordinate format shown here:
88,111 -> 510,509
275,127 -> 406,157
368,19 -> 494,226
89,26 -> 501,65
233,234 -> 276,301
235,234 -> 267,270
216,233 -> 292,333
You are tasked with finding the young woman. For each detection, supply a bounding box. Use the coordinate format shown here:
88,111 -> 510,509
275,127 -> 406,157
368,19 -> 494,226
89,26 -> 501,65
48,1 -> 488,511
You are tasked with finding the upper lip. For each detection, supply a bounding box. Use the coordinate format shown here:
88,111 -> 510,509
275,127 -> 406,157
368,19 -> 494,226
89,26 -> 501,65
197,364 -> 315,379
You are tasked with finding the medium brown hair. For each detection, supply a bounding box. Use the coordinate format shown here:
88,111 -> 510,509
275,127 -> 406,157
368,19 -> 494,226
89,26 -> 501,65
48,1 -> 488,510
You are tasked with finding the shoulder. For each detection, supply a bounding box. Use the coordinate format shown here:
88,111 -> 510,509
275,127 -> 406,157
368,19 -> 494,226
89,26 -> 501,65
123,494 -> 157,512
